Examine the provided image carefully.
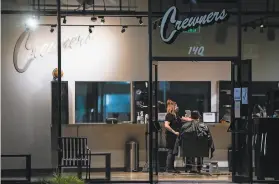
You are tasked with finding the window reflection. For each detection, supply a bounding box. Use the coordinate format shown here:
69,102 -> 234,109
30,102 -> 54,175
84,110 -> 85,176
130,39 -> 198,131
75,82 -> 131,123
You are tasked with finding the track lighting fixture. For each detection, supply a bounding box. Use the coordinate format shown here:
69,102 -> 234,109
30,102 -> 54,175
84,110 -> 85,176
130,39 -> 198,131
121,26 -> 128,33
100,17 -> 105,24
63,16 -> 67,24
252,24 -> 256,30
89,26 -> 94,33
153,22 -> 157,30
158,19 -> 162,28
260,27 -> 264,33
260,20 -> 264,33
91,16 -> 97,22
260,19 -> 264,28
137,17 -> 143,25
50,25 -> 55,33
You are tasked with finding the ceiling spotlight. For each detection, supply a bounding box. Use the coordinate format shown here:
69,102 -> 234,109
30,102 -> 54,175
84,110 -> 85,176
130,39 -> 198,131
138,17 -> 143,25
89,26 -> 94,33
91,16 -> 97,22
25,17 -> 38,30
121,26 -> 128,33
100,17 -> 105,24
63,16 -> 67,24
50,25 -> 55,33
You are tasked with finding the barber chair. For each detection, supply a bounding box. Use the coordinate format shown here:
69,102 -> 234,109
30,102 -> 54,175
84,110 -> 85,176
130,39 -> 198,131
221,110 -> 231,123
181,134 -> 209,158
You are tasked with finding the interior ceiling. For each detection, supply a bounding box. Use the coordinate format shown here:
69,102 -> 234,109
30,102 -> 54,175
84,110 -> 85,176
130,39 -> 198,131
2,0 -> 279,25
2,0 -> 279,11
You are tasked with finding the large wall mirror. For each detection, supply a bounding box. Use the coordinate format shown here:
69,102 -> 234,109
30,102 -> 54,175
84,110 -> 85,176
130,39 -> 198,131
75,81 -> 131,123
133,81 -> 211,122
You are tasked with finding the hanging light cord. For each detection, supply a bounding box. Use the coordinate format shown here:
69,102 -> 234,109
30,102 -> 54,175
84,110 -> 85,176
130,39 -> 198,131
66,0 -> 68,17
102,0 -> 106,11
92,0 -> 94,16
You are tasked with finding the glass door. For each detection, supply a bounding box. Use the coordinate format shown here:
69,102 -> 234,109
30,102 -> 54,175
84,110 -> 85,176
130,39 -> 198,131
230,59 -> 253,183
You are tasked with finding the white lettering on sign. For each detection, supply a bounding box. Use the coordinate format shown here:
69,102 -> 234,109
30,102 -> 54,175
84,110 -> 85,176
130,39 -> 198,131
188,46 -> 205,56
160,6 -> 229,44
13,30 -> 94,73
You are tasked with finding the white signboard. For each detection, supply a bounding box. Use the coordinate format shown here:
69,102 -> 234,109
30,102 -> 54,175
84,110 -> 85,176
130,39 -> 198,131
234,88 -> 241,101
241,88 -> 248,104
203,112 -> 216,123
158,113 -> 167,122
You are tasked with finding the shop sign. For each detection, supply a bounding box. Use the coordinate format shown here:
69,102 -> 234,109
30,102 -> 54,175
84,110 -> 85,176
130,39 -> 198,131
160,6 -> 229,44
13,30 -> 93,73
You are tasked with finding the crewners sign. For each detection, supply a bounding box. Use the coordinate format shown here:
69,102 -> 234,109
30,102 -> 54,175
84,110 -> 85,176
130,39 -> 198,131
13,30 -> 93,73
160,6 -> 229,44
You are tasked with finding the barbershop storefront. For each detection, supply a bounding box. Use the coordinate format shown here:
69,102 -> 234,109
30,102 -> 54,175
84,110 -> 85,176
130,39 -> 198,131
1,0 -> 279,183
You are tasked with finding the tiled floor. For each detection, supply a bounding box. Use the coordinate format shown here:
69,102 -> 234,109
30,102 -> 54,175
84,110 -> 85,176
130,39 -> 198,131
2,172 -> 232,183
8,172 -> 277,183
89,171 -> 231,181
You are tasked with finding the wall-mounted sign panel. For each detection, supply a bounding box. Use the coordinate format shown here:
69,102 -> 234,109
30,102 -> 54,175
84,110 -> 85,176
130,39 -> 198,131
241,88 -> 248,104
234,88 -> 241,101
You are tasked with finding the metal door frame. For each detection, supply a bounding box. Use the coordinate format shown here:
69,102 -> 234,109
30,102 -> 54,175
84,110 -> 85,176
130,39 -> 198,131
150,57 -> 242,184
151,58 -> 279,184
230,59 -> 253,183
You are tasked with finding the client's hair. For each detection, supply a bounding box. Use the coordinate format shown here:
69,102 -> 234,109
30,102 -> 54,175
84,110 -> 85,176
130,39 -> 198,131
191,110 -> 201,120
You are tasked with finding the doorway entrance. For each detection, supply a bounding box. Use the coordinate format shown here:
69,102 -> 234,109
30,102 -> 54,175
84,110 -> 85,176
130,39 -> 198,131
148,57 -> 256,183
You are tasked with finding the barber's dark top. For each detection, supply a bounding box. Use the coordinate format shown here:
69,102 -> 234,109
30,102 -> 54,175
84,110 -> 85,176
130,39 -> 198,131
165,113 -> 181,149
165,113 -> 182,133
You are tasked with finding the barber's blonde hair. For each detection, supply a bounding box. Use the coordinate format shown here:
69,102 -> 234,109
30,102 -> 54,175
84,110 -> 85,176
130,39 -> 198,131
167,99 -> 176,117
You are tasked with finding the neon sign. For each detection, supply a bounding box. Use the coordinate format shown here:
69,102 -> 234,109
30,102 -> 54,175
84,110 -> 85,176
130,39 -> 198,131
160,6 -> 229,44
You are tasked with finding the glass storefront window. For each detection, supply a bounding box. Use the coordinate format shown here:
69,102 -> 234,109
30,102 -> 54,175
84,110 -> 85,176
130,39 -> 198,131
75,82 -> 131,123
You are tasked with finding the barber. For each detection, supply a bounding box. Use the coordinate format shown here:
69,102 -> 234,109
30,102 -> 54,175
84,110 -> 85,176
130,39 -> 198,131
164,100 -> 191,173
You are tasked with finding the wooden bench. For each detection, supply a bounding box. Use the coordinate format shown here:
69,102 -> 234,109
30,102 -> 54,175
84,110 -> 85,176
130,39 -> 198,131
58,137 -> 91,179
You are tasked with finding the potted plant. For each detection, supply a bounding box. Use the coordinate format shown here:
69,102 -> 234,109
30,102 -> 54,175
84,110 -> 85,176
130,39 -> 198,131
40,174 -> 85,184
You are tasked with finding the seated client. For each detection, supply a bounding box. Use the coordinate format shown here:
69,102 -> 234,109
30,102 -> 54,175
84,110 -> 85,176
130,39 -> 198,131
180,110 -> 215,173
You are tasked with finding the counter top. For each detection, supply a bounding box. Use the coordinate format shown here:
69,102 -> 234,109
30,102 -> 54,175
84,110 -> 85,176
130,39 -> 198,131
65,122 -> 230,127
